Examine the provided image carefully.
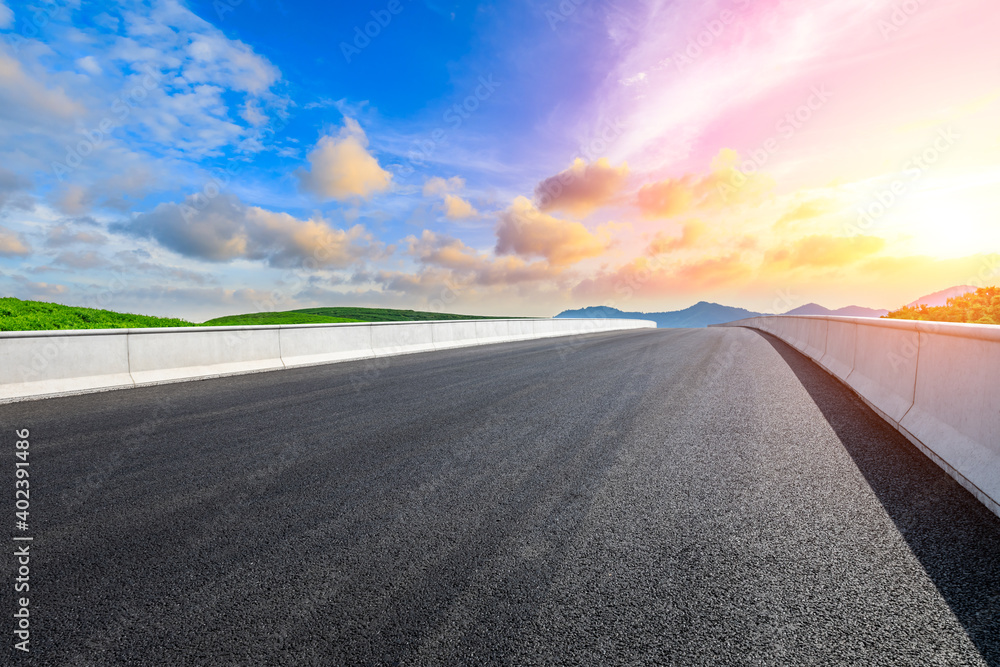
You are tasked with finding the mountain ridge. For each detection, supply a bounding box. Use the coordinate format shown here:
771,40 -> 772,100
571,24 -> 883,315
553,288 -> 979,328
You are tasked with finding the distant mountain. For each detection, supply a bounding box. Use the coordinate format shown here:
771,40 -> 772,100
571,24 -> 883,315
556,300 -> 889,328
906,285 -> 977,308
555,302 -> 765,328
784,303 -> 888,318
557,287 -> 980,328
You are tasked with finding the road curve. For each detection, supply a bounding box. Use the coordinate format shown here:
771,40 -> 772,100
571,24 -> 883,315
3,328 -> 999,666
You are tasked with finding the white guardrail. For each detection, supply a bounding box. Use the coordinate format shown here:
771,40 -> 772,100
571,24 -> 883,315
715,315 -> 1000,519
0,318 -> 654,403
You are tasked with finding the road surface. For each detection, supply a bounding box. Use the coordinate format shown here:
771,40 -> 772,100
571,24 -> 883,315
3,327 -> 999,665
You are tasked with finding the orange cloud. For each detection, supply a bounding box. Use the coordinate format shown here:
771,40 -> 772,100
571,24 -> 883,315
766,234 -> 885,269
297,118 -> 392,200
442,194 -> 477,219
423,176 -> 478,219
572,253 -> 753,301
495,196 -> 611,266
402,230 -> 564,287
774,199 -> 835,231
0,225 -> 30,257
535,158 -> 629,216
636,149 -> 773,219
646,221 -> 706,255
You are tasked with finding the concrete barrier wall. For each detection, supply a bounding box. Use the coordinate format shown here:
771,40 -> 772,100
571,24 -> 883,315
0,330 -> 134,402
508,319 -> 535,341
531,319 -> 559,338
129,327 -> 285,385
279,324 -> 374,368
818,320 -> 856,382
370,322 -> 437,357
846,320 -> 919,424
474,320 -> 511,345
430,321 -> 481,351
715,315 -> 1000,518
0,318 -> 654,403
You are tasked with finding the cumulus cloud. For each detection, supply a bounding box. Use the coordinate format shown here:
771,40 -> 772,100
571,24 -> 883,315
442,194 -> 477,219
297,118 -> 392,201
423,176 -> 465,197
0,53 -> 84,127
405,230 -> 563,286
113,193 -> 383,268
535,158 -> 629,216
55,185 -> 94,216
572,253 -> 753,301
636,149 -> 773,219
646,221 -> 706,255
0,225 -> 30,257
46,221 -> 108,247
422,176 -> 478,219
495,196 -> 611,266
359,230 -> 568,309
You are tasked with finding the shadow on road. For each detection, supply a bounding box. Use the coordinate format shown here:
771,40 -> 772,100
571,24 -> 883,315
756,331 -> 1000,666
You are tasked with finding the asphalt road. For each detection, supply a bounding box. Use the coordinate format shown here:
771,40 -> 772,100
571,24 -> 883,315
3,327 -> 999,666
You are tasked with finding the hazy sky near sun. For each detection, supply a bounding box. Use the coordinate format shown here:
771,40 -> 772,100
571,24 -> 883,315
0,0 -> 998,319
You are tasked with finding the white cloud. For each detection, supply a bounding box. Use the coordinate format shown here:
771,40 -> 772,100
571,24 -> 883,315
0,53 -> 85,127
75,55 -> 102,76
423,176 -> 465,197
113,193 -> 386,268
0,2 -> 13,30
0,0 -> 289,219
297,118 -> 393,201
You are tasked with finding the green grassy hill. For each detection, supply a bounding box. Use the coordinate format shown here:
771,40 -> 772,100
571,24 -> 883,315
0,298 -> 519,331
202,307 -> 510,326
0,297 -> 195,331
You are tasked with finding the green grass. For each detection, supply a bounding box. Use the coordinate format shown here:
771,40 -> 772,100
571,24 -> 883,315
0,298 -> 522,331
202,307 -> 513,326
0,297 -> 195,331
201,311 -> 363,326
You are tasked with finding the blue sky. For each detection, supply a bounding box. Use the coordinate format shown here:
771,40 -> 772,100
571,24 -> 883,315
1,0 -> 998,319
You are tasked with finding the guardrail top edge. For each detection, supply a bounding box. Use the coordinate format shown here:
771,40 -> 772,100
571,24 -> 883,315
0,317 -> 654,338
722,315 -> 1000,343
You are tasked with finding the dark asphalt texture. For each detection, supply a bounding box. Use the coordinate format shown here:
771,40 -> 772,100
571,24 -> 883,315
3,327 -> 999,666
